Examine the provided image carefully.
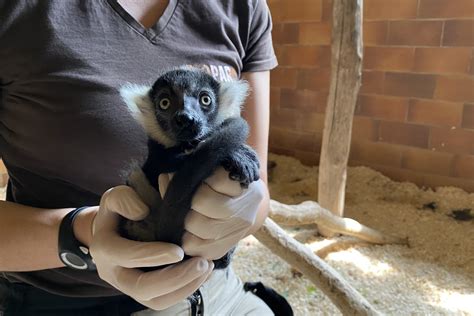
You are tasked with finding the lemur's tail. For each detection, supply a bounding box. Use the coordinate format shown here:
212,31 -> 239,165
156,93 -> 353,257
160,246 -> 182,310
154,117 -> 249,244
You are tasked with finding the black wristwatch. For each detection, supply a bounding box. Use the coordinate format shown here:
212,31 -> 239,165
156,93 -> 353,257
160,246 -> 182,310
58,207 -> 96,270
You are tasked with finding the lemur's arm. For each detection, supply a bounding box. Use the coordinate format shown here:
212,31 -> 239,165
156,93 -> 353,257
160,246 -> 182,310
156,117 -> 252,245
241,70 -> 271,234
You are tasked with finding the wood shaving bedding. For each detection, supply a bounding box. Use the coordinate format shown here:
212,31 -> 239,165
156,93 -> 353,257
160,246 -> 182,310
233,153 -> 474,315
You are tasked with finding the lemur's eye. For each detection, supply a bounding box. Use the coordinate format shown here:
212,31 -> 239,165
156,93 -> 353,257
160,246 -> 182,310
200,94 -> 212,107
159,98 -> 171,110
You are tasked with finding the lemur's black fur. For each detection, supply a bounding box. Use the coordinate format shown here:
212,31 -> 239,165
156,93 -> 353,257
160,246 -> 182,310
119,68 -> 260,269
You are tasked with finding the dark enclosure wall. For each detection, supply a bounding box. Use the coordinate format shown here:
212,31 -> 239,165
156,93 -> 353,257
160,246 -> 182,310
268,0 -> 474,192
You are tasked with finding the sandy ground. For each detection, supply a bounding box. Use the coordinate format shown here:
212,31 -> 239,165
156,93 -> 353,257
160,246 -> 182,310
232,153 -> 474,315
1,154 -> 473,315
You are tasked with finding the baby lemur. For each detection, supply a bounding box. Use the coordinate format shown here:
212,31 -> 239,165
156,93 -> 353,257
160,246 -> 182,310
119,68 -> 260,269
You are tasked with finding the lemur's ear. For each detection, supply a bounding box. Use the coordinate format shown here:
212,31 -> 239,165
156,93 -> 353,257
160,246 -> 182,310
120,83 -> 152,120
216,80 -> 249,124
120,83 -> 176,147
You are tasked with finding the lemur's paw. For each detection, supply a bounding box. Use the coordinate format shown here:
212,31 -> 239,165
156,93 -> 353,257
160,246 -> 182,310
222,145 -> 260,187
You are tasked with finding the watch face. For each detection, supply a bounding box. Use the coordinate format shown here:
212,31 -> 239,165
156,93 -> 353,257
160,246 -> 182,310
60,252 -> 88,270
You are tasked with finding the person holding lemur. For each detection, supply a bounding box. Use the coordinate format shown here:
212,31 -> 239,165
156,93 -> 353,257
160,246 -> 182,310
0,0 -> 290,315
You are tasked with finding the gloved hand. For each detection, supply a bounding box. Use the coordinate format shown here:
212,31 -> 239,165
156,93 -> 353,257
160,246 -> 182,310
159,167 -> 266,260
89,185 -> 214,310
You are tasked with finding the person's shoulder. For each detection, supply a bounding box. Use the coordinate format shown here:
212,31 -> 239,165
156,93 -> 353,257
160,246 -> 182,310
232,0 -> 272,29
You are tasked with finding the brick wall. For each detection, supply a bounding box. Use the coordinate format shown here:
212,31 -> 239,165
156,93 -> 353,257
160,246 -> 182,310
268,0 -> 474,192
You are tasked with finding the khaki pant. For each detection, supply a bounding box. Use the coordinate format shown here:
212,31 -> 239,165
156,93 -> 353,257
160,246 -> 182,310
132,267 -> 274,316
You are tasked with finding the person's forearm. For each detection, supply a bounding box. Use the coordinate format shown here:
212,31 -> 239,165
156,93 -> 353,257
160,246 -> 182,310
0,201 -> 96,271
241,71 -> 271,236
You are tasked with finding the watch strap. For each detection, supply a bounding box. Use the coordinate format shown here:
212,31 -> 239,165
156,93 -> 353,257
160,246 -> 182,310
58,207 -> 96,270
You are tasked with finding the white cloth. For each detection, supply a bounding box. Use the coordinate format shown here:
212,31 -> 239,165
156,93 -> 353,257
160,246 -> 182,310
132,267 -> 274,316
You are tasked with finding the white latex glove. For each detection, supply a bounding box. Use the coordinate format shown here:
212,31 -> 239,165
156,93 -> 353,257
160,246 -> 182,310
89,185 -> 214,311
159,167 -> 265,260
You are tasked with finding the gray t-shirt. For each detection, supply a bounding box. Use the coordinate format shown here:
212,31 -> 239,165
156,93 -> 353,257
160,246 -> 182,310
0,0 -> 277,297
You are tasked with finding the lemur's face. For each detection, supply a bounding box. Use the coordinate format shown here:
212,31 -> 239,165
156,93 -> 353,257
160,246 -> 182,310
121,67 -> 248,149
149,70 -> 220,146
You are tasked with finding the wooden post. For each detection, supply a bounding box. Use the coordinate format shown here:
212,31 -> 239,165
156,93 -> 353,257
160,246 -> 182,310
318,0 -> 363,237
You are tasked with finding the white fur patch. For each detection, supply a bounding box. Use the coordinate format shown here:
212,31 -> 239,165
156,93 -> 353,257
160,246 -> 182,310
120,83 -> 176,147
216,80 -> 249,125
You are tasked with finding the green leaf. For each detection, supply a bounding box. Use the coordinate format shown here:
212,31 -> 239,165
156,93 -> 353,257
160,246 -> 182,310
307,286 -> 317,294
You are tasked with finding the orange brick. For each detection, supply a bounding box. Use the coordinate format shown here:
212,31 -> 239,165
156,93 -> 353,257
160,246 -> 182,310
364,22 -> 388,46
430,127 -> 474,154
434,75 -> 474,102
379,121 -> 430,148
423,174 -> 474,192
278,46 -> 330,67
280,88 -> 327,112
388,21 -> 443,46
269,128 -> 320,152
270,107 -> 298,130
269,0 -> 323,22
364,47 -> 415,72
321,0 -> 333,21
470,51 -> 474,75
270,101 -> 277,116
401,147 -> 453,176
414,48 -> 472,74
443,20 -> 474,47
462,103 -> 474,129
351,162 -> 474,192
384,72 -> 436,98
294,150 -> 321,166
299,22 -> 331,45
301,112 -> 326,133
408,99 -> 463,127
296,67 -> 331,91
272,23 -> 299,44
352,117 -> 379,141
274,45 -> 284,61
452,155 -> 474,179
349,140 -> 402,167
356,94 -> 409,121
271,67 -> 298,88
364,165 -> 426,186
269,145 -> 295,157
270,87 -> 280,108
279,88 -> 306,110
269,128 -> 282,147
418,0 -> 474,18
364,0 -> 418,20
360,71 -> 385,94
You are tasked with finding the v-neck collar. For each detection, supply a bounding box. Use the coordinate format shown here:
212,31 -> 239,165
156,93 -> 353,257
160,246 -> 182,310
106,0 -> 179,43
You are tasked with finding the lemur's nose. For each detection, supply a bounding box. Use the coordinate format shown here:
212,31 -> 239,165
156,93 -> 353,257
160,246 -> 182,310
174,112 -> 196,128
